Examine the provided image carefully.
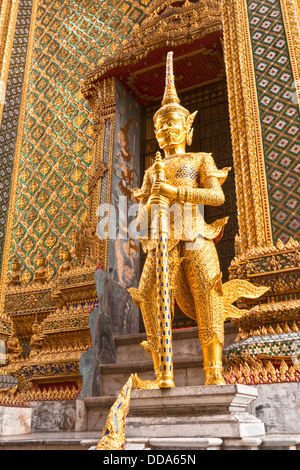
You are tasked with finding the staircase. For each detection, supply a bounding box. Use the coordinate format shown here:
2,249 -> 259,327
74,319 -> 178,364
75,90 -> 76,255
83,323 -> 238,432
0,323 -> 299,450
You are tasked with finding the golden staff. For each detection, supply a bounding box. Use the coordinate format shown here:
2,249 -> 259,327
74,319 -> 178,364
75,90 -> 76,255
151,151 -> 175,388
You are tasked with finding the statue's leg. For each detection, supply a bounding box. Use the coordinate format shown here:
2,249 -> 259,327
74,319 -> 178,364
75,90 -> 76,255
129,247 -> 181,385
138,251 -> 158,354
128,250 -> 160,380
182,239 -> 225,385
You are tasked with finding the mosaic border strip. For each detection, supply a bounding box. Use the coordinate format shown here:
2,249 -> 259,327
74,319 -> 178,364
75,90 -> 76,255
0,0 -> 38,316
0,0 -> 20,124
222,0 -> 273,250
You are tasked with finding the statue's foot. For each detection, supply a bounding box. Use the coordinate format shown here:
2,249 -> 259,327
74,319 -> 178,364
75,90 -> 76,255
204,367 -> 226,386
140,339 -> 158,353
132,373 -> 160,390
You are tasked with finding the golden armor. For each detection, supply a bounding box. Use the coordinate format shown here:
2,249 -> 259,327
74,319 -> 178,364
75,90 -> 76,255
129,52 -> 268,387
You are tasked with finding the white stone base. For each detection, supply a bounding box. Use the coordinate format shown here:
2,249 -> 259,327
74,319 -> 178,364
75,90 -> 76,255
0,406 -> 32,435
126,384 -> 265,441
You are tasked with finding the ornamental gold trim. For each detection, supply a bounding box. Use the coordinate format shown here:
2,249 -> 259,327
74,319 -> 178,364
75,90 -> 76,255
84,77 -> 116,271
0,0 -> 20,123
221,0 -> 273,251
0,0 -> 39,320
280,0 -> 300,115
82,0 -> 222,99
239,0 -> 273,246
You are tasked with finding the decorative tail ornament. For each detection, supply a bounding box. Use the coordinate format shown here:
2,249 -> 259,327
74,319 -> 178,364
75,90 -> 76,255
222,279 -> 269,321
95,375 -> 133,450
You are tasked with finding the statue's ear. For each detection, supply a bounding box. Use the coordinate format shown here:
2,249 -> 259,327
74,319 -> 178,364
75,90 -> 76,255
186,110 -> 198,130
186,111 -> 198,146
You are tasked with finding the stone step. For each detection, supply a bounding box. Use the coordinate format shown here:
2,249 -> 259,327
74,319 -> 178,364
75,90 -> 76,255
82,324 -> 238,432
0,431 -> 298,450
114,323 -> 238,365
81,395 -> 116,433
100,356 -> 205,397
98,323 -> 238,397
0,431 -> 300,452
0,431 -> 101,450
124,434 -> 300,451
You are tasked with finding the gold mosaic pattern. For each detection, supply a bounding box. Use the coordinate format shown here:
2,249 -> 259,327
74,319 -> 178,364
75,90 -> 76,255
9,0 -> 152,282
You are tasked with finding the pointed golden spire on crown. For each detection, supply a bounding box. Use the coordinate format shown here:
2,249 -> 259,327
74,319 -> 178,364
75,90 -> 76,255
154,51 -> 190,122
161,51 -> 180,106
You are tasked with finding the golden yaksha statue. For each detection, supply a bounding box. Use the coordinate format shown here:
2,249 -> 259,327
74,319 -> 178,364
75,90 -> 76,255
129,52 -> 268,387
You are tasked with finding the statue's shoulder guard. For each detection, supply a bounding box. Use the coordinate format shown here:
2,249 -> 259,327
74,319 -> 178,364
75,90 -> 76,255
199,152 -> 231,186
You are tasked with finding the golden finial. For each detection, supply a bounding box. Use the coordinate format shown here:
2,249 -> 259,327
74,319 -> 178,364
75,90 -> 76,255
153,51 -> 190,122
153,151 -> 166,183
161,51 -> 180,106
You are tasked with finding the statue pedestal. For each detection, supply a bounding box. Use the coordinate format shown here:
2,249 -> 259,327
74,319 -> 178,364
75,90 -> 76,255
125,384 -> 265,450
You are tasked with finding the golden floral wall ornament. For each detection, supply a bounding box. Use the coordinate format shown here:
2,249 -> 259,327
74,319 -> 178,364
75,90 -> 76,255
0,246 -> 96,403
228,238 -> 300,340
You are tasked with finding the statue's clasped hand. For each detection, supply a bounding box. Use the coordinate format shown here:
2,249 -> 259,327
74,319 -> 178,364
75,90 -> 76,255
151,181 -> 178,200
146,182 -> 178,211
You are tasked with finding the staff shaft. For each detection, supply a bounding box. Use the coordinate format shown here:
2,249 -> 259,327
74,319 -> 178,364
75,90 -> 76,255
152,151 -> 175,388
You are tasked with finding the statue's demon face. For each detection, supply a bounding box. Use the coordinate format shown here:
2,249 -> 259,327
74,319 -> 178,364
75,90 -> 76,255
154,111 -> 187,150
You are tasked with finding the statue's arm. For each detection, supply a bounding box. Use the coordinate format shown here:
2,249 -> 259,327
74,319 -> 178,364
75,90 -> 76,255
177,175 -> 225,206
177,154 -> 230,206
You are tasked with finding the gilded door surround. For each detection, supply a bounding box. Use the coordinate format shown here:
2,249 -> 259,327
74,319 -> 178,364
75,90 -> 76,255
222,0 -> 273,251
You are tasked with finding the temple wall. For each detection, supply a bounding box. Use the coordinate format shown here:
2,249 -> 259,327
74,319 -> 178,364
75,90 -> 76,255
245,0 -> 300,243
0,0 -> 151,314
0,0 -> 151,400
222,0 -> 300,383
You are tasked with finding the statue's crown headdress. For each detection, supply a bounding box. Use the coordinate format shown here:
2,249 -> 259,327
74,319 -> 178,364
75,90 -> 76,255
153,51 -> 190,122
